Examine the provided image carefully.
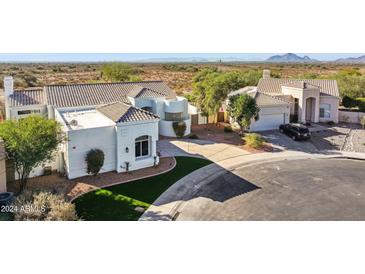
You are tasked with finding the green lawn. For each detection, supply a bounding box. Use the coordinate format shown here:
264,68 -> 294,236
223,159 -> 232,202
74,156 -> 212,221
0,212 -> 14,221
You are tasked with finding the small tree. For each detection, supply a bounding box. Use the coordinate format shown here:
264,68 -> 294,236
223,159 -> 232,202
0,115 -> 64,193
101,63 -> 141,82
85,149 -> 105,176
227,94 -> 260,134
342,95 -> 356,108
13,190 -> 78,221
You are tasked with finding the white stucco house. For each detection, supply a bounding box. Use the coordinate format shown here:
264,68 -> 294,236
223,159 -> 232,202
225,70 -> 340,131
3,76 -> 191,179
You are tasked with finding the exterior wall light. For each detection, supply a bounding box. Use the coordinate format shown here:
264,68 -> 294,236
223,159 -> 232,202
125,147 -> 129,153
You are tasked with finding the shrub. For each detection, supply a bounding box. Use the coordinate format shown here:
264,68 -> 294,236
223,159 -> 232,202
244,133 -> 265,149
172,121 -> 187,137
224,126 -> 233,133
13,190 -> 78,221
85,149 -> 105,176
342,96 -> 356,108
357,98 -> 365,112
189,134 -> 199,139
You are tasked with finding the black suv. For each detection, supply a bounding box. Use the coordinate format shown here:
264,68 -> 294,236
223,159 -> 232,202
279,123 -> 311,141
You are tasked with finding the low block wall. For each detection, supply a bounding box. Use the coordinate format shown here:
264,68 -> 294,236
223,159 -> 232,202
339,110 -> 365,124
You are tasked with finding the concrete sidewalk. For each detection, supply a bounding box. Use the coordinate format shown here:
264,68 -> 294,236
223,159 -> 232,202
140,150 -> 365,221
158,139 -> 251,162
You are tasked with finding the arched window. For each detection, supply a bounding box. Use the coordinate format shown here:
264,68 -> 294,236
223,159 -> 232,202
135,135 -> 150,158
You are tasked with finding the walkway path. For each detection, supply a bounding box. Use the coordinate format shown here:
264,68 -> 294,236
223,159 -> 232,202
158,139 -> 251,162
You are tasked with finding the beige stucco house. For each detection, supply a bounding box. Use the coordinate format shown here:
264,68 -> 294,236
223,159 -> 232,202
226,70 -> 340,131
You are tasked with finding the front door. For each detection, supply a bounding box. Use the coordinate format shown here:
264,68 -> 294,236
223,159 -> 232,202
305,98 -> 314,122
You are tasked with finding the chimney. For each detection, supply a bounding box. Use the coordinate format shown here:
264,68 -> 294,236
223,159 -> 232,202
263,69 -> 271,79
4,76 -> 14,97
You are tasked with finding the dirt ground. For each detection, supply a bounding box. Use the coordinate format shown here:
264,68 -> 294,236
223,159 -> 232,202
1,62 -> 364,95
163,123 -> 272,153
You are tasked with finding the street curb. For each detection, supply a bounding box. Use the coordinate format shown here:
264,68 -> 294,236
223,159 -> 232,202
139,151 -> 365,221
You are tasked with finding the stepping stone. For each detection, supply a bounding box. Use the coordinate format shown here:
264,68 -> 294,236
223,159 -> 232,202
134,207 -> 145,213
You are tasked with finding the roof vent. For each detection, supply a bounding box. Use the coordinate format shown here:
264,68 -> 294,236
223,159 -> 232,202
263,70 -> 271,79
70,119 -> 78,126
3,76 -> 14,97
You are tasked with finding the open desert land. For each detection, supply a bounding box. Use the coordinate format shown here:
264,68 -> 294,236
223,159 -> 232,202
1,62 -> 365,95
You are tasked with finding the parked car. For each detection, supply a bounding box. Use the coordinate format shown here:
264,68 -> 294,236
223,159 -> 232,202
279,123 -> 311,141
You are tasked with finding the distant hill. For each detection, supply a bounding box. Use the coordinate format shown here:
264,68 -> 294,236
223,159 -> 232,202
335,55 -> 365,63
266,53 -> 316,62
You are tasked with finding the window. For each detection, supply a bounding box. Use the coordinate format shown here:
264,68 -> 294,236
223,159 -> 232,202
165,112 -> 183,121
141,106 -> 153,113
320,104 -> 331,118
17,109 -> 41,115
135,135 -> 150,158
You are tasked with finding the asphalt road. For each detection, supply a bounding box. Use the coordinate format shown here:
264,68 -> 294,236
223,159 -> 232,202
176,158 -> 365,221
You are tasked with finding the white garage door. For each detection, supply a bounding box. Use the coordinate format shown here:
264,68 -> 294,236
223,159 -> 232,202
251,113 -> 284,131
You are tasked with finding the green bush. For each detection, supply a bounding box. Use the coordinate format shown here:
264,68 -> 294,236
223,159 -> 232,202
244,133 -> 265,149
342,95 -> 357,108
172,121 -> 187,137
188,134 -> 199,139
85,149 -> 105,176
356,98 -> 365,112
224,126 -> 233,133
13,190 -> 78,221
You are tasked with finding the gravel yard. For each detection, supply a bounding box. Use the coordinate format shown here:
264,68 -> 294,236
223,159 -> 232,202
310,123 -> 365,152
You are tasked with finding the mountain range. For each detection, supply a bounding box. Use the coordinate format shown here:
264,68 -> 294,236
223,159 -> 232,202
266,53 -> 316,62
335,55 -> 365,63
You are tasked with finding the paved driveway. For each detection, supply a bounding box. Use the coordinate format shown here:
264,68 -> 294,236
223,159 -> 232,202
172,158 -> 365,221
158,139 -> 250,162
260,130 -> 318,153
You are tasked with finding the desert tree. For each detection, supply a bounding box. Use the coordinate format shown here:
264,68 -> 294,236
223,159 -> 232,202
0,115 -> 64,193
227,94 -> 260,134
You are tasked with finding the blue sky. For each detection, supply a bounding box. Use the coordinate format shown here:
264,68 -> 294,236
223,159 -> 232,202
0,53 -> 363,62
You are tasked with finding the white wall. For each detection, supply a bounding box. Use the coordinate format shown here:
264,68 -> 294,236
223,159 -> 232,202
250,105 -> 290,131
282,86 -> 320,123
116,120 -> 159,173
339,110 -> 365,124
7,104 -> 47,120
164,96 -> 188,114
159,118 -> 191,137
65,126 -> 117,179
319,97 -> 339,123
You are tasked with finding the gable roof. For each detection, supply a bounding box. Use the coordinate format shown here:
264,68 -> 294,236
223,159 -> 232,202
97,102 -> 159,123
228,86 -> 257,97
7,81 -> 175,108
44,81 -> 175,108
257,78 -> 339,97
127,85 -> 167,98
8,88 -> 46,107
249,91 -> 290,106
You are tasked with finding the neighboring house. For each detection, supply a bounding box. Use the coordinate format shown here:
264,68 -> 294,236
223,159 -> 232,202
3,76 -> 191,179
226,70 -> 340,131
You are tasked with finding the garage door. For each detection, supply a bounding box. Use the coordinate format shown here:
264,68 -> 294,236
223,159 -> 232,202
251,113 -> 284,131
